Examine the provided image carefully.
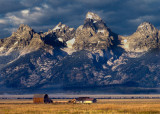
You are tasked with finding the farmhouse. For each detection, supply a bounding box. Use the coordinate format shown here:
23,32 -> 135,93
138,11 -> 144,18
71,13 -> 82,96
76,97 -> 97,103
33,94 -> 52,104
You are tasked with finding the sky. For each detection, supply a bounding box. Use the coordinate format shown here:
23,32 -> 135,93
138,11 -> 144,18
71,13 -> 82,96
0,0 -> 160,38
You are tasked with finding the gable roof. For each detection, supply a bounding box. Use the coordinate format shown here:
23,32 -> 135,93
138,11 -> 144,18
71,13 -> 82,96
76,97 -> 95,101
33,94 -> 48,98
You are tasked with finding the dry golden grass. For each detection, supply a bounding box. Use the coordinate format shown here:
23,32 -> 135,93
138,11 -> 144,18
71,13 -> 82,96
0,99 -> 160,114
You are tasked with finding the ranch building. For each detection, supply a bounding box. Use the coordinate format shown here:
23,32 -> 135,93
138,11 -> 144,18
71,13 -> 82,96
76,97 -> 97,103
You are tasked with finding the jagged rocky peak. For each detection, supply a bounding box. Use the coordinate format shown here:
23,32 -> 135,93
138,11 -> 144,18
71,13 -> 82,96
86,12 -> 102,21
84,12 -> 108,30
73,12 -> 115,50
49,22 -> 75,33
12,24 -> 35,39
16,24 -> 34,33
42,22 -> 76,48
0,24 -> 47,56
136,22 -> 158,35
121,22 -> 160,52
45,22 -> 75,35
52,22 -> 75,42
52,22 -> 67,31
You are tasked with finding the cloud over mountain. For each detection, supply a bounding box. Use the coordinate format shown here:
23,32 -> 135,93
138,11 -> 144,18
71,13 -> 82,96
0,0 -> 160,38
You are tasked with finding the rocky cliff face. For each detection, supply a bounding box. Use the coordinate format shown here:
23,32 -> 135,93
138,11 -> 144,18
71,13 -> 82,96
0,12 -> 160,92
0,24 -> 47,56
121,22 -> 160,52
42,22 -> 75,48
73,12 -> 116,50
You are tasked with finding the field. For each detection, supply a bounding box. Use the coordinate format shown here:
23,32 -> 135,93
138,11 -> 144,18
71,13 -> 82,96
0,99 -> 160,114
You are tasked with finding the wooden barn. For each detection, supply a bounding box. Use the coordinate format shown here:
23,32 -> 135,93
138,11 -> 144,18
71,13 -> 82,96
33,94 -> 52,104
76,97 -> 97,104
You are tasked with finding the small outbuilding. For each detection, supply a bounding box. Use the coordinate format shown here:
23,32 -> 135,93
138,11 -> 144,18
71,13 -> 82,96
33,94 -> 52,104
76,97 -> 97,103
68,99 -> 76,103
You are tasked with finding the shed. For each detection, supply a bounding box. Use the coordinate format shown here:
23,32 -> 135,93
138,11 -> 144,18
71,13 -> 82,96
76,97 -> 97,103
68,99 -> 76,103
33,94 -> 52,104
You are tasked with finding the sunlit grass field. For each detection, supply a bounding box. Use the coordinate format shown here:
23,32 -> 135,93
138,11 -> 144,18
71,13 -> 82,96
0,99 -> 160,114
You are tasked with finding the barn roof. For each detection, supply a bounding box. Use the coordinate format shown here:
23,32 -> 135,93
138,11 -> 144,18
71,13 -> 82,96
33,94 -> 48,98
76,97 -> 96,101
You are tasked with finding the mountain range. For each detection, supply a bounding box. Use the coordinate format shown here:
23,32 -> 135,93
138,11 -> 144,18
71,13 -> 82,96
0,12 -> 160,94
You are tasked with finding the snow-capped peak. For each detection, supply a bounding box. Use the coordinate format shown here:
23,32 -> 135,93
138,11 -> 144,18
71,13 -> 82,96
86,12 -> 102,21
53,22 -> 67,31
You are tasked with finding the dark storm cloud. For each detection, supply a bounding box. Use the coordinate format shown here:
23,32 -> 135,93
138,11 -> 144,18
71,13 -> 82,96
20,0 -> 44,7
0,0 -> 160,38
0,0 -> 25,14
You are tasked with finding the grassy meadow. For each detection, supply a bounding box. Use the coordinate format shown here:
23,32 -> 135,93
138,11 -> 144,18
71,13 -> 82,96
0,99 -> 160,114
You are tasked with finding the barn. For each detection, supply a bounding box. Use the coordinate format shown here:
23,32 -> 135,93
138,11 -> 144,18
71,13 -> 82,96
76,97 -> 97,103
33,94 -> 52,104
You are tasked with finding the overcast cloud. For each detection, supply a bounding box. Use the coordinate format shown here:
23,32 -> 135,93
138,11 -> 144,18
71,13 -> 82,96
0,0 -> 160,38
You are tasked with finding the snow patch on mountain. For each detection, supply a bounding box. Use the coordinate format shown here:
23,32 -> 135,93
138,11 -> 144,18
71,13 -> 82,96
58,38 -> 63,43
98,29 -> 105,33
66,38 -> 75,48
61,48 -> 76,55
53,25 -> 61,31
